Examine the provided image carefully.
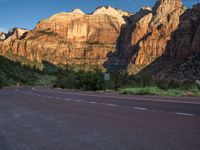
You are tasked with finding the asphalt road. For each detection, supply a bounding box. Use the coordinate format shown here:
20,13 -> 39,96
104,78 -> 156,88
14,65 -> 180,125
0,87 -> 200,150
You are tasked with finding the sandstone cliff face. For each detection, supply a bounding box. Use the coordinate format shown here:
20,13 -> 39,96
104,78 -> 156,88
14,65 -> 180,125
2,28 -> 29,45
0,7 -> 131,66
0,0 -> 192,78
158,3 -> 200,80
165,3 -> 200,60
35,7 -> 130,44
108,0 -> 185,74
139,4 -> 200,81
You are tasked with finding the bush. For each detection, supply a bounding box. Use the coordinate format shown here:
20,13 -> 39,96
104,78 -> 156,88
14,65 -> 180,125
180,81 -> 198,90
54,69 -> 105,91
55,73 -> 78,89
137,75 -> 155,87
0,56 -> 40,87
79,71 -> 104,91
0,72 -> 7,88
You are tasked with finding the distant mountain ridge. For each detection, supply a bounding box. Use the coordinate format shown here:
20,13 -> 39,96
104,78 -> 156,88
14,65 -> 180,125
0,5 -> 133,67
0,0 -> 199,81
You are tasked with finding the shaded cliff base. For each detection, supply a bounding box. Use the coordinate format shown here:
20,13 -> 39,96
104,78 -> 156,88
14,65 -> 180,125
137,54 -> 200,81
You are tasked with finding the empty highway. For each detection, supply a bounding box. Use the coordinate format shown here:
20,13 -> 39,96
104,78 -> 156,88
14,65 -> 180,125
0,87 -> 200,150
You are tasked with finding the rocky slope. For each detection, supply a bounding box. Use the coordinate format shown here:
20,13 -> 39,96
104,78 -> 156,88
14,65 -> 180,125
165,3 -> 200,61
106,0 -> 185,74
139,3 -> 200,81
158,3 -> 200,80
0,32 -> 6,40
0,7 -> 131,67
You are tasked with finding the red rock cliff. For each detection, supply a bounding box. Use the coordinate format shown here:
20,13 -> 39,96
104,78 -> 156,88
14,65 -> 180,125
109,0 -> 185,74
0,7 -> 131,66
138,4 -> 200,81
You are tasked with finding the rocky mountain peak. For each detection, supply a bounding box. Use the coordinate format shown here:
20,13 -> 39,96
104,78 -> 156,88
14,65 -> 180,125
110,0 -> 186,75
71,8 -> 85,15
5,28 -> 29,40
128,6 -> 152,23
93,6 -> 132,17
152,0 -> 184,15
141,6 -> 152,11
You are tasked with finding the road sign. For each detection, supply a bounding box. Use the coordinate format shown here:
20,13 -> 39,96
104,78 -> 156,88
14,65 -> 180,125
104,73 -> 110,81
196,80 -> 200,87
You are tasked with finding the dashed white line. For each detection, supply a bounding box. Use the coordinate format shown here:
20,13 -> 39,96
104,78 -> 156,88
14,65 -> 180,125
176,112 -> 194,117
133,107 -> 148,111
107,104 -> 118,107
88,102 -> 97,104
31,87 -> 200,105
15,89 -> 197,118
64,98 -> 72,101
74,100 -> 81,102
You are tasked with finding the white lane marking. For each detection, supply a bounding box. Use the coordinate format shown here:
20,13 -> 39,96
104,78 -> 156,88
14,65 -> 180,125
64,98 -> 72,101
107,104 -> 117,107
15,89 -> 197,117
88,102 -> 97,104
74,100 -> 81,102
31,88 -> 200,105
133,107 -> 148,111
176,112 -> 194,117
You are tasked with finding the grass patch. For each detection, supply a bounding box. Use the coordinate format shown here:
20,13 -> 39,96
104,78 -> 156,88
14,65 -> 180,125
121,87 -> 161,95
120,86 -> 200,97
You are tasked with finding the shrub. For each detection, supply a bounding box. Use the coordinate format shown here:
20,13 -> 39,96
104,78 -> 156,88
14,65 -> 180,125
79,71 -> 104,91
55,73 -> 78,89
180,81 -> 198,90
54,69 -> 105,91
136,75 -> 155,87
0,56 -> 40,87
0,71 -> 7,88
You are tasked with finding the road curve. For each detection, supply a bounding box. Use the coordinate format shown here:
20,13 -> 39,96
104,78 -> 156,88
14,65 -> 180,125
0,87 -> 200,150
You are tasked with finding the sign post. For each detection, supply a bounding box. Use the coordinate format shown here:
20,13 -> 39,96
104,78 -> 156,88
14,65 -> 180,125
196,80 -> 200,87
104,73 -> 110,90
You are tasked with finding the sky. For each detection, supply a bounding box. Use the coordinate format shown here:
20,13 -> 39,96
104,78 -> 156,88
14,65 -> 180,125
0,0 -> 199,32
